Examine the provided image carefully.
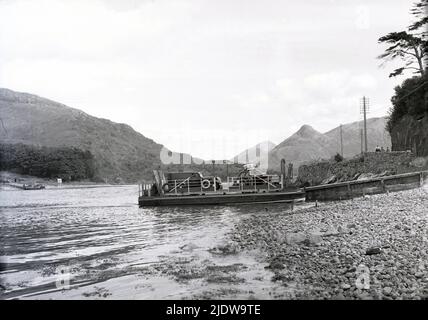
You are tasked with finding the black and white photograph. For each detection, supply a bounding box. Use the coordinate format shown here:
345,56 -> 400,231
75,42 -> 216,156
0,0 -> 427,306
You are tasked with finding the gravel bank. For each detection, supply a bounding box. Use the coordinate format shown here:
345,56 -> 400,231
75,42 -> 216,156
231,188 -> 428,300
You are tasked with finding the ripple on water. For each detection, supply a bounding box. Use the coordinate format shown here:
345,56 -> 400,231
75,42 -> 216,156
1,185 -> 294,299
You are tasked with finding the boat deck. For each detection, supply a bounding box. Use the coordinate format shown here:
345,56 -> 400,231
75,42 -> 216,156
138,189 -> 305,207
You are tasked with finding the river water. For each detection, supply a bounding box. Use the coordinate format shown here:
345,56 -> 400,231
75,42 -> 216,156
0,185 -> 297,300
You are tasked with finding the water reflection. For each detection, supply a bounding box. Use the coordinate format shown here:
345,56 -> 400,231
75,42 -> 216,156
0,185 -> 292,299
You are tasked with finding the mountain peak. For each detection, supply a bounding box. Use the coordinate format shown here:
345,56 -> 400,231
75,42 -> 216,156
268,117 -> 391,171
295,124 -> 319,137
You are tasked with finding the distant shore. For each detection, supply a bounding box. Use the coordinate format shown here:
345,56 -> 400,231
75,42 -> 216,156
230,187 -> 428,299
0,171 -> 136,189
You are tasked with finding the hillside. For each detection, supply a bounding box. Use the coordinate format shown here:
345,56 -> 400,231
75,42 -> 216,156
324,117 -> 391,157
0,88 -> 193,183
268,117 -> 391,171
0,88 -> 392,181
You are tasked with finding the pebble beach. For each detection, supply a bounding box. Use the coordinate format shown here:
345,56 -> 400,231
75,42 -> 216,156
231,187 -> 428,300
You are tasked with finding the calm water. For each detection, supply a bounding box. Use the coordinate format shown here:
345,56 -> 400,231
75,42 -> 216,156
0,185 -> 294,300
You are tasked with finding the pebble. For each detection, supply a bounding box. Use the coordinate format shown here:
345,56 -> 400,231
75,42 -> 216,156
383,287 -> 393,295
366,247 -> 382,255
231,188 -> 428,300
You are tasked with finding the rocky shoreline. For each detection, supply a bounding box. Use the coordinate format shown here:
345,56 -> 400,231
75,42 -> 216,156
230,187 -> 428,300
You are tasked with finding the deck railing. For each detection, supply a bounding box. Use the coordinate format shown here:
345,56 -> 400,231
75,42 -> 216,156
139,174 -> 282,197
139,182 -> 153,197
167,177 -> 218,194
226,175 -> 281,192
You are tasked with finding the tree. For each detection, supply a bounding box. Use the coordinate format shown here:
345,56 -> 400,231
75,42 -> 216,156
378,0 -> 427,77
386,75 -> 428,133
0,143 -> 96,180
378,32 -> 426,77
409,0 -> 428,33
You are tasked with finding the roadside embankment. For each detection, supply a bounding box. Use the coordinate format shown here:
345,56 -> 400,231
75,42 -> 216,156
297,151 -> 426,186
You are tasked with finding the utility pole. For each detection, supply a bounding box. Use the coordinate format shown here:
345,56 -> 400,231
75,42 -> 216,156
340,124 -> 343,157
363,97 -> 368,153
360,96 -> 369,153
280,159 -> 286,190
360,128 -> 364,155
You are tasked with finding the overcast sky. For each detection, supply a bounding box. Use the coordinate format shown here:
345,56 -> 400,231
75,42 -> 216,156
0,0 -> 415,159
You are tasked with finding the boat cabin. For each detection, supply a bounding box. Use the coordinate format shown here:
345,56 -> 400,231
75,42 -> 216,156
139,165 -> 284,198
163,171 -> 222,194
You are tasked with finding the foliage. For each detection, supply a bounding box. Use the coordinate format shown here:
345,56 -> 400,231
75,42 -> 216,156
378,31 -> 426,77
381,1 -> 428,133
409,0 -> 428,33
386,75 -> 428,133
0,143 -> 95,181
378,0 -> 427,77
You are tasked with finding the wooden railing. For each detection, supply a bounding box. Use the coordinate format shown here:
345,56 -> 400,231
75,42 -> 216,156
226,175 -> 281,192
139,174 -> 283,197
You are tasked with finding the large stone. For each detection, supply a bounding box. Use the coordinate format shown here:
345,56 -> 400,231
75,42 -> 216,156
285,232 -> 306,245
267,260 -> 285,270
338,225 -> 349,234
323,227 -> 340,237
322,175 -> 337,185
208,243 -> 239,255
357,173 -> 377,180
365,247 -> 382,255
307,232 -> 323,245
383,287 -> 393,295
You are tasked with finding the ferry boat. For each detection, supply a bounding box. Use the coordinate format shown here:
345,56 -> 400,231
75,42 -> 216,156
138,164 -> 305,207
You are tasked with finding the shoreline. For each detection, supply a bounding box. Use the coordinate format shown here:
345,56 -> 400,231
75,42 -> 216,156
0,171 -> 138,188
229,187 -> 428,299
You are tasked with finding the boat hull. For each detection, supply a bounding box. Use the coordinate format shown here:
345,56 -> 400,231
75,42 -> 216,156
138,190 -> 305,207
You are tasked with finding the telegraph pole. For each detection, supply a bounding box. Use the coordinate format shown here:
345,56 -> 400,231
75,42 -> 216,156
360,128 -> 364,155
363,97 -> 368,153
360,96 -> 369,153
340,124 -> 343,157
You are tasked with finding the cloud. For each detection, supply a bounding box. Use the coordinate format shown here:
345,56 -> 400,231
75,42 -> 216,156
0,0 -> 411,159
100,0 -> 155,12
231,70 -> 381,143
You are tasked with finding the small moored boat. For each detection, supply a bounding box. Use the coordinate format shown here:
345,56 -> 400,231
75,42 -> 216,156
23,183 -> 46,190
